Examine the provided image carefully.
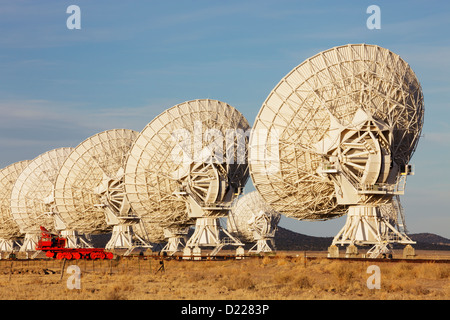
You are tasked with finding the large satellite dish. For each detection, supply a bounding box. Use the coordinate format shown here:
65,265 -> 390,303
228,191 -> 280,253
125,99 -> 250,256
249,44 -> 424,257
53,129 -> 154,252
10,148 -> 74,252
0,160 -> 31,253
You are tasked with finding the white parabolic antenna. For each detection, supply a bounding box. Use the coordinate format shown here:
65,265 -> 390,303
53,129 -> 158,251
125,99 -> 250,256
0,160 -> 31,252
228,191 -> 280,253
249,44 -> 424,257
10,148 -> 74,252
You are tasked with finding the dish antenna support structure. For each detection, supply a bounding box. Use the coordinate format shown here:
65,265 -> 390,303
125,99 -> 250,257
10,148 -> 74,253
0,161 -> 31,254
249,44 -> 424,258
53,129 -> 152,254
160,226 -> 189,255
228,191 -> 280,254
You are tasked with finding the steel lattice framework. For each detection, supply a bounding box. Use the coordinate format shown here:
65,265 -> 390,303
249,44 -> 424,221
0,161 -> 31,240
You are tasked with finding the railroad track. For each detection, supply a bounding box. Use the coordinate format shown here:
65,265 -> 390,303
1,253 -> 449,264
324,256 -> 450,264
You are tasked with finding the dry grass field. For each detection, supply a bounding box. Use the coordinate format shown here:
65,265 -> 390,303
0,250 -> 448,301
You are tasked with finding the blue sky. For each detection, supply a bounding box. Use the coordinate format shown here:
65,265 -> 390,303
1,0 -> 449,238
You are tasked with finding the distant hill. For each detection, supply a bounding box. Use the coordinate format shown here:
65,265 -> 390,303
272,227 -> 450,251
273,226 -> 333,251
409,232 -> 450,245
407,233 -> 450,250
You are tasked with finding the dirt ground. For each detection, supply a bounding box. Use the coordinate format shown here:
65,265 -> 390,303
0,250 -> 448,301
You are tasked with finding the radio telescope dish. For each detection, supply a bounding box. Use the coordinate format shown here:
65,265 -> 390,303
250,44 -> 424,257
53,129 -> 152,252
125,99 -> 250,256
10,148 -> 73,252
0,160 -> 31,253
228,191 -> 280,253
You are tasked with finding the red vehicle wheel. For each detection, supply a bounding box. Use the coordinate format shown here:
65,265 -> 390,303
65,252 -> 73,260
46,251 -> 54,258
56,252 -> 64,260
72,252 -> 81,260
90,252 -> 98,260
106,252 -> 114,260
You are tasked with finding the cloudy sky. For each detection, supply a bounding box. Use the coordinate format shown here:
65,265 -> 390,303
1,0 -> 449,238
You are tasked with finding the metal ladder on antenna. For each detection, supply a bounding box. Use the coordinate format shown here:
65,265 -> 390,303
210,244 -> 225,257
366,243 -> 391,258
210,237 -> 236,256
31,251 -> 41,259
392,195 -> 407,234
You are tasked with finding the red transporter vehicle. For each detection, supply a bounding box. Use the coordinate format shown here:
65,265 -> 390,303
36,226 -> 114,260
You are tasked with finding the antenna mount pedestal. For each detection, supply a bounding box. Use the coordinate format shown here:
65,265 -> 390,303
329,205 -> 415,258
